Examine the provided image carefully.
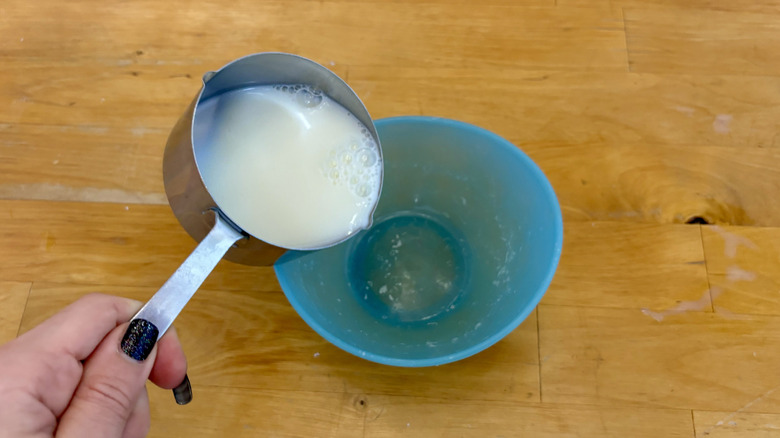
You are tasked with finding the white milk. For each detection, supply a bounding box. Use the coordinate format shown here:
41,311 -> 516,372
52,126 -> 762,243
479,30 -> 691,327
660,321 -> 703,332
194,85 -> 382,249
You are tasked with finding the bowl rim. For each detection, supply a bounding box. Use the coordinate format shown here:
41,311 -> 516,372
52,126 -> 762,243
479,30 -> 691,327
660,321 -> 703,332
275,115 -> 564,367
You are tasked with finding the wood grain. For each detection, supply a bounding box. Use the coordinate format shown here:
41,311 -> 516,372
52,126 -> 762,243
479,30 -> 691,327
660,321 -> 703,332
0,3 -> 624,70
351,68 -> 780,227
624,7 -> 780,75
0,61 -> 207,129
540,305 -> 780,412
557,0 -> 780,14
0,123 -> 167,203
702,225 -> 780,316
363,395 -> 694,437
694,410 -> 780,437
0,282 -> 30,343
0,200 -> 278,290
544,222 -> 709,309
22,283 -> 540,402
531,144 -> 780,226
147,385 -> 365,438
349,67 -> 780,149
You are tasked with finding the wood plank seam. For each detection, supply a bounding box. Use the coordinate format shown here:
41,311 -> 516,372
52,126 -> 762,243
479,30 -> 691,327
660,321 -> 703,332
622,7 -> 631,72
14,282 -> 32,338
699,224 -> 716,313
700,385 -> 780,435
542,301 -> 779,316
194,382 -> 540,404
359,390 -> 699,413
536,306 -> 543,402
361,394 -> 368,438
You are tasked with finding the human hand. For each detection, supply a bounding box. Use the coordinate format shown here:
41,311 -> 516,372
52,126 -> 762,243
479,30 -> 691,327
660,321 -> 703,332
0,293 -> 190,438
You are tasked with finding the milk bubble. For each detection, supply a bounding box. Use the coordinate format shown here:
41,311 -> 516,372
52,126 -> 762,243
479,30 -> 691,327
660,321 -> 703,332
321,134 -> 381,200
295,87 -> 323,108
357,148 -> 377,167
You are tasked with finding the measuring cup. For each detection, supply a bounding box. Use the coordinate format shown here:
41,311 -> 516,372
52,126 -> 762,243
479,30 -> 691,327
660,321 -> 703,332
131,53 -> 382,340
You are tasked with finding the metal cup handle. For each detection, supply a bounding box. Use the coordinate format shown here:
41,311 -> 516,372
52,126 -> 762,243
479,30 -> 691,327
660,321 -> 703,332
131,212 -> 245,339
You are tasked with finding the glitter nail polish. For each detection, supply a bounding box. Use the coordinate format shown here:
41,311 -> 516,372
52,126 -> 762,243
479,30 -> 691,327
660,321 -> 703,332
121,319 -> 158,361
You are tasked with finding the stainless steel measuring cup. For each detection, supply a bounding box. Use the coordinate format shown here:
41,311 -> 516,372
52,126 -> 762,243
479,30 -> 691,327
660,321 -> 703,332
131,53 -> 382,339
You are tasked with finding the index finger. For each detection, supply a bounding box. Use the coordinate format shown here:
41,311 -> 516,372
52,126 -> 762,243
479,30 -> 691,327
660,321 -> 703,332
22,293 -> 141,360
28,292 -> 189,388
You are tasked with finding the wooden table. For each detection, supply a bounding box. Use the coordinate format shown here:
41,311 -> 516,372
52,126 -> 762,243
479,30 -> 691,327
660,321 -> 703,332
2,0 -> 780,436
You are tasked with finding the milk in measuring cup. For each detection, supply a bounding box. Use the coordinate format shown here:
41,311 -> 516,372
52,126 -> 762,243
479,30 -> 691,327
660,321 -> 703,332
194,85 -> 382,249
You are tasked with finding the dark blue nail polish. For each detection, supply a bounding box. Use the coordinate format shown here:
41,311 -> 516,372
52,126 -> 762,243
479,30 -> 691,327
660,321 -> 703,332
121,319 -> 158,361
173,374 -> 192,405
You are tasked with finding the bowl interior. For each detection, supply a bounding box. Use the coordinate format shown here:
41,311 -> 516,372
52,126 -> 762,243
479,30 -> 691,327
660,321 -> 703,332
274,116 -> 562,366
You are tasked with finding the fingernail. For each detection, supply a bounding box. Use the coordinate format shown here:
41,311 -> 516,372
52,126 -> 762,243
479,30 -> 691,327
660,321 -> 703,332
173,374 -> 192,405
120,319 -> 158,361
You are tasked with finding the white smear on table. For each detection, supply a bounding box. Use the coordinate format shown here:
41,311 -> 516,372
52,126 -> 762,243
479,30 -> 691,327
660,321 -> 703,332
713,114 -> 733,134
705,385 -> 780,435
153,58 -> 203,65
713,306 -> 747,320
664,225 -> 759,318
77,124 -> 109,134
130,126 -> 157,137
313,352 -> 320,358
607,210 -> 640,219
710,225 -> 757,258
0,183 -> 166,204
726,265 -> 757,282
673,105 -> 695,116
641,287 -> 722,322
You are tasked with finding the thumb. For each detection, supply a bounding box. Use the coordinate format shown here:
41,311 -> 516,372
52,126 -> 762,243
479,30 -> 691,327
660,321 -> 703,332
57,319 -> 159,438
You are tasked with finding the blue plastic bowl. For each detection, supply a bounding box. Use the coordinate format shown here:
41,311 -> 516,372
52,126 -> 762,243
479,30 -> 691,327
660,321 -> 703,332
274,116 -> 563,367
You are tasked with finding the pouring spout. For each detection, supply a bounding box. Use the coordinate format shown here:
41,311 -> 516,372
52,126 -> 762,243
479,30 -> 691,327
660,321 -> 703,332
202,71 -> 216,84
